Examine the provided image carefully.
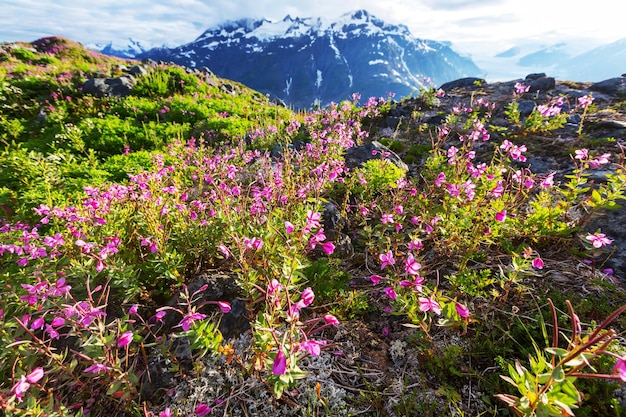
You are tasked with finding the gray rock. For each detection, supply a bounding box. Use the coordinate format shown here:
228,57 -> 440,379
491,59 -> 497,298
567,114 -> 582,124
37,108 -> 47,123
525,73 -> 547,81
585,206 -> 626,281
528,77 -> 556,93
439,77 -> 486,92
590,77 -> 626,95
221,83 -> 236,95
385,116 -> 402,129
140,353 -> 174,401
594,120 -> 626,130
322,200 -> 343,232
127,65 -> 147,76
82,75 -> 135,98
270,140 -> 306,159
518,100 -> 537,117
344,141 -> 409,171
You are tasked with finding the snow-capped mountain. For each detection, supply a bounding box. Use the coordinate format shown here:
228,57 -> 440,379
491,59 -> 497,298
487,39 -> 624,82
87,38 -> 149,59
516,42 -> 571,68
138,10 -> 483,109
562,37 -> 626,82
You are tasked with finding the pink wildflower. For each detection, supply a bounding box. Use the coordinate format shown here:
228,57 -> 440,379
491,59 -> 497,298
369,274 -> 382,285
117,331 -> 133,348
12,377 -> 31,402
495,210 -> 507,222
578,94 -> 594,108
50,316 -> 65,327
419,297 -> 441,315
586,232 -> 613,248
267,279 -> 282,294
299,339 -> 325,356
574,149 -> 588,161
381,213 -> 394,224
379,250 -> 395,270
195,403 -> 212,417
383,287 -> 397,300
320,241 -> 335,255
434,172 -> 446,188
614,357 -> 626,382
532,258 -> 544,269
404,253 -> 421,275
83,363 -> 110,374
541,173 -> 555,188
154,310 -> 166,322
180,312 -> 207,331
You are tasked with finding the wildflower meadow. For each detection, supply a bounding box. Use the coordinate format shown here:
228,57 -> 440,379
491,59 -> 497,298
1,37 -> 626,416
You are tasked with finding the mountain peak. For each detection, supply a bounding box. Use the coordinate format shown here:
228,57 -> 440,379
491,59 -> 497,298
138,10 -> 482,108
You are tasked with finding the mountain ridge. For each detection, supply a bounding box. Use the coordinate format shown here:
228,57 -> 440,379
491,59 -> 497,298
135,10 -> 483,109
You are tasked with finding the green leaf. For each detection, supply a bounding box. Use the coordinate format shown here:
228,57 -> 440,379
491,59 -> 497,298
560,379 -> 581,402
106,380 -> 123,396
545,347 -> 568,358
591,189 -> 603,205
552,366 -> 565,382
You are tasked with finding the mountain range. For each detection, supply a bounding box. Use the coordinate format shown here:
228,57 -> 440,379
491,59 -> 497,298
87,10 -> 626,104
91,10 -> 483,109
490,38 -> 626,82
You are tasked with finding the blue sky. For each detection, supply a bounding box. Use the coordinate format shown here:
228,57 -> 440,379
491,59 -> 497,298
2,0 -> 623,79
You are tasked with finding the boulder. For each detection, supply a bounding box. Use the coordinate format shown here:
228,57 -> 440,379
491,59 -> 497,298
528,77 -> 556,93
127,65 -> 147,76
82,75 -> 135,98
590,77 -> 626,95
344,141 -> 408,171
439,77 -> 486,92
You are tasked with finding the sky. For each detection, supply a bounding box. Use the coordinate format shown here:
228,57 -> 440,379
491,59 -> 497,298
2,0 -> 624,80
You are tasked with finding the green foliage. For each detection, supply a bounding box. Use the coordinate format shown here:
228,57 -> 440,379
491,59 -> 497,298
496,300 -> 626,417
303,258 -> 370,319
350,158 -> 406,199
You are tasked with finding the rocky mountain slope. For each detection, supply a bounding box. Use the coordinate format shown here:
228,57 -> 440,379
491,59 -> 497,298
137,10 -> 482,109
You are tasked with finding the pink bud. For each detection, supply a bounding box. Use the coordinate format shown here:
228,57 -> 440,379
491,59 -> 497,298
217,301 -> 231,313
455,303 -> 470,318
195,403 -> 212,417
26,367 -> 44,384
324,314 -> 339,326
301,287 -> 315,307
272,350 -> 287,375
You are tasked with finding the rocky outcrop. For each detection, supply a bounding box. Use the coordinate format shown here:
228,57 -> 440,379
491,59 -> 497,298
82,64 -> 148,98
377,73 -> 626,279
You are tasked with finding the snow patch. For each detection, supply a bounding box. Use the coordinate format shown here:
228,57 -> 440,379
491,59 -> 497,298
315,70 -> 323,89
284,77 -> 292,96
